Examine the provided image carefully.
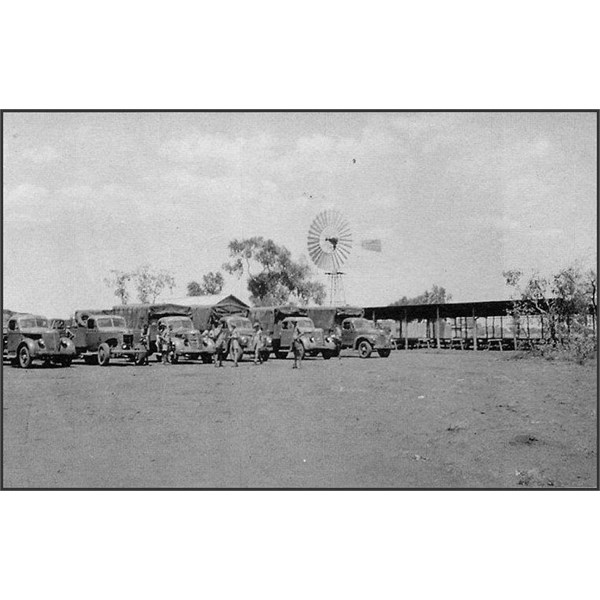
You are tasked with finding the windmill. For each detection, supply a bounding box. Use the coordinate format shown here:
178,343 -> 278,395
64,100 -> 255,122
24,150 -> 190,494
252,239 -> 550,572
307,210 -> 353,306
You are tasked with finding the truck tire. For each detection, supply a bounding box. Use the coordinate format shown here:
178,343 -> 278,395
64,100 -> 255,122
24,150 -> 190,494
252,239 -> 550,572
134,351 -> 147,366
60,356 -> 73,367
260,350 -> 269,363
98,343 -> 111,366
169,352 -> 179,364
322,350 -> 332,360
201,354 -> 213,364
18,344 -> 33,368
277,351 -> 288,360
358,340 -> 372,359
378,349 -> 391,358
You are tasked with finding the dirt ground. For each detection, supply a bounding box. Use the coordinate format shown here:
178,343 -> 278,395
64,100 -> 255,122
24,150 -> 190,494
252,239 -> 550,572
2,350 -> 597,488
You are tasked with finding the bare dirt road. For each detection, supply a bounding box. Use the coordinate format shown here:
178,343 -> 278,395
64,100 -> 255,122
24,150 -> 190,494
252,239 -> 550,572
2,350 -> 597,488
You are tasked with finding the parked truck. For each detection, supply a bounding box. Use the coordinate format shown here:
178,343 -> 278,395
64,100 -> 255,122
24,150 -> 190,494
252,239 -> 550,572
5,313 -> 76,368
340,317 -> 393,358
217,314 -> 271,362
71,310 -> 147,366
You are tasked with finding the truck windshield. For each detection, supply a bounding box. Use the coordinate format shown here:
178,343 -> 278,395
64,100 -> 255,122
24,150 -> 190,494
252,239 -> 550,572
165,319 -> 193,330
229,318 -> 251,329
295,318 -> 314,329
20,318 -> 49,328
352,319 -> 373,329
97,317 -> 127,328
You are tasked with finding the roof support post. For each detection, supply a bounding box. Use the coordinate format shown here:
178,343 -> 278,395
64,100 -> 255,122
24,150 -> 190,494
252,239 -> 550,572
472,307 -> 477,351
436,306 -> 441,349
404,311 -> 409,351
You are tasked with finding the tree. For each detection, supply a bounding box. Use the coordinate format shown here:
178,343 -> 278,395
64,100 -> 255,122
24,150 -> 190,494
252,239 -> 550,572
390,284 -> 451,306
187,271 -> 225,296
503,266 -> 596,347
104,270 -> 132,305
133,265 -> 176,304
105,265 -> 176,305
223,237 -> 326,306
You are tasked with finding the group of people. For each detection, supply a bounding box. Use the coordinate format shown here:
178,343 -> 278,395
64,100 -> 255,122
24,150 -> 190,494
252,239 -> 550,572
139,320 -> 306,369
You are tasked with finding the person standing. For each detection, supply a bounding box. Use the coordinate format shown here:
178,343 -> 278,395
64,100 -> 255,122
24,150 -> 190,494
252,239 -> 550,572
157,322 -> 170,365
229,324 -> 241,367
292,322 -> 303,369
139,321 -> 150,365
252,322 -> 264,365
211,322 -> 226,368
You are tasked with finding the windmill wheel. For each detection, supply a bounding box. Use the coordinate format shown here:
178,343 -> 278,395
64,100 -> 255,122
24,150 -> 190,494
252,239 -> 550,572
307,210 -> 352,272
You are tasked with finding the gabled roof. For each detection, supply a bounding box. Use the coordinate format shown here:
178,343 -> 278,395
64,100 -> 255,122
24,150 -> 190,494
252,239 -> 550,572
167,294 -> 249,308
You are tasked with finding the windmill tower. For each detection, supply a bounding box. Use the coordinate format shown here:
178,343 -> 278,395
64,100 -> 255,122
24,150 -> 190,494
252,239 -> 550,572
307,210 -> 353,306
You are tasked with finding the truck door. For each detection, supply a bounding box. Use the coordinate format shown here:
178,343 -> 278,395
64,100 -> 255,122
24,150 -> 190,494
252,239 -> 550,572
6,319 -> 19,353
341,320 -> 353,347
280,320 -> 293,349
86,318 -> 100,350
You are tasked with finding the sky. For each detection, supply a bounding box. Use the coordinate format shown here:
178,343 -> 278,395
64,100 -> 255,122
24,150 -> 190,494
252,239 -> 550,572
3,111 -> 597,317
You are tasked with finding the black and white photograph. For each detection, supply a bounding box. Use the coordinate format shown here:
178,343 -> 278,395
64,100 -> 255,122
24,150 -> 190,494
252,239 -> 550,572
2,110 -> 597,489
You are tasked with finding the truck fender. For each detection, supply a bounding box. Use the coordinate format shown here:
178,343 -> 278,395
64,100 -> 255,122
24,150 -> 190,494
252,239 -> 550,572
20,338 -> 38,355
354,337 -> 371,350
59,337 -> 75,353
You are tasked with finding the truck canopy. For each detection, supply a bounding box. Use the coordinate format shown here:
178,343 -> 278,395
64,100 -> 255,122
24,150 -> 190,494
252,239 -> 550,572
248,306 -> 308,334
307,306 -> 364,331
113,303 -> 192,329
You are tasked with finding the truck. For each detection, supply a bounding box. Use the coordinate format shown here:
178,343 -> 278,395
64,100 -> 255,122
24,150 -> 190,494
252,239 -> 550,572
70,310 -> 147,366
218,314 -> 271,362
112,302 -> 216,364
273,316 -> 338,360
4,313 -> 76,368
340,317 -> 393,358
155,315 -> 216,363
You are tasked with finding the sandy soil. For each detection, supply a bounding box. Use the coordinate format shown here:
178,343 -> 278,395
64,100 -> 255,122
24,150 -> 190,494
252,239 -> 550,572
2,350 -> 597,488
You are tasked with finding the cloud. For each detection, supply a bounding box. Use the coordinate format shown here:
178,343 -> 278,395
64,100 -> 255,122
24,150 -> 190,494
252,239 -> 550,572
22,145 -> 60,163
4,184 -> 50,223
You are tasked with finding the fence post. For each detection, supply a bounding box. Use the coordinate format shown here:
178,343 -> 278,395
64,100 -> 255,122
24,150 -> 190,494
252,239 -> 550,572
472,307 -> 477,351
404,311 -> 408,351
436,306 -> 441,349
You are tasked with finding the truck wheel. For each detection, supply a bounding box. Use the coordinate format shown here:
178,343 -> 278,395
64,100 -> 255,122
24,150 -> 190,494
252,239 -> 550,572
169,353 -> 179,364
201,354 -> 213,364
378,349 -> 391,358
134,351 -> 147,366
358,341 -> 372,359
60,356 -> 73,367
98,343 -> 111,366
18,344 -> 33,368
277,351 -> 288,360
322,350 -> 332,360
260,351 -> 269,363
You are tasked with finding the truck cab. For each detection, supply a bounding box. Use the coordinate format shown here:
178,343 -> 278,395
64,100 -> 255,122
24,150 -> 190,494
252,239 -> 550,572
5,314 -> 76,368
341,318 -> 392,358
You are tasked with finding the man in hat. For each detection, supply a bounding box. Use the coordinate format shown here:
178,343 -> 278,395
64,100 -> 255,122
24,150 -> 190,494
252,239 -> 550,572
229,324 -> 241,367
211,321 -> 227,368
157,322 -> 170,365
252,321 -> 265,365
292,322 -> 303,369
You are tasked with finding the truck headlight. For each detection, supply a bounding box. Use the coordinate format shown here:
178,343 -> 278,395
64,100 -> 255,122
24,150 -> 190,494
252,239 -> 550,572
38,339 -> 45,348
